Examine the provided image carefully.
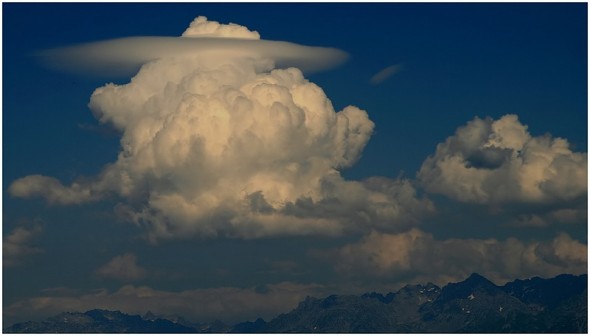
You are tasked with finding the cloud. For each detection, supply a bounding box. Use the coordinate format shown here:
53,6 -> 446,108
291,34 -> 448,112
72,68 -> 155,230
511,207 -> 587,227
95,253 -> 147,282
369,64 -> 403,85
3,222 -> 44,267
325,229 -> 587,287
9,175 -> 101,205
182,16 -> 261,39
11,16 -> 433,241
38,16 -> 348,77
4,282 -> 326,326
418,114 -> 587,204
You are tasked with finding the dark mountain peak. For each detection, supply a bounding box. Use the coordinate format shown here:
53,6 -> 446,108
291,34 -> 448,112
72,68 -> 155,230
48,311 -> 93,324
398,284 -> 418,292
296,295 -> 320,310
397,283 -> 441,295
393,283 -> 441,306
465,272 -> 492,283
5,309 -> 196,333
425,282 -> 438,289
143,310 -> 156,321
85,309 -> 126,320
203,319 -> 231,333
4,274 -> 587,334
320,294 -> 340,308
397,284 -> 425,297
361,291 -> 395,304
437,273 -> 500,303
501,273 -> 587,309
85,308 -> 113,314
398,282 -> 441,292
460,273 -> 498,288
555,273 -> 587,282
230,317 -> 267,333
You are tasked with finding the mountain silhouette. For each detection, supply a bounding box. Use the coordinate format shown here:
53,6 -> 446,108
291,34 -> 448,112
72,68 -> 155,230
5,273 -> 587,333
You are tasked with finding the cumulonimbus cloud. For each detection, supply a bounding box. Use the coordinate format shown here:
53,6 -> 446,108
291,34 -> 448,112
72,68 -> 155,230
10,16 -> 433,241
418,114 -> 587,204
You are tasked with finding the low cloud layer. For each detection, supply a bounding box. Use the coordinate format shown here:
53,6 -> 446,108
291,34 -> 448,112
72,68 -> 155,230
10,17 -> 433,241
418,115 -> 587,204
327,229 -> 587,286
4,282 -> 326,326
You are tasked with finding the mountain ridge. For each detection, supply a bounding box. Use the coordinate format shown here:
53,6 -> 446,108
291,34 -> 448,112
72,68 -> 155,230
5,273 -> 587,333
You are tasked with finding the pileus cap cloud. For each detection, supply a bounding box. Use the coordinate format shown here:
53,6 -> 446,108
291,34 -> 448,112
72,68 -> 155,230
38,16 -> 348,77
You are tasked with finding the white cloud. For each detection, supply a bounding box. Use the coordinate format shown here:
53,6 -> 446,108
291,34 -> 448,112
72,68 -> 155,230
4,282 -> 326,326
10,17 -> 433,241
95,253 -> 147,282
418,114 -> 587,204
327,229 -> 587,286
9,175 -> 100,205
3,222 -> 44,267
182,16 -> 261,39
369,64 -> 402,85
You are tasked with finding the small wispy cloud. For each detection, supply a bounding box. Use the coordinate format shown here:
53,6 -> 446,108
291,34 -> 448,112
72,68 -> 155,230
369,64 -> 403,85
95,253 -> 147,282
3,221 -> 44,267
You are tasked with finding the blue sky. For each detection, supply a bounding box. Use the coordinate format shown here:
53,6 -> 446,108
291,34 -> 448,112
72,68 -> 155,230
3,3 -> 587,325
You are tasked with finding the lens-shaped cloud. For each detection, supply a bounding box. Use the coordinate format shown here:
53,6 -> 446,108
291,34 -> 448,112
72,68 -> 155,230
38,36 -> 348,77
369,64 -> 403,85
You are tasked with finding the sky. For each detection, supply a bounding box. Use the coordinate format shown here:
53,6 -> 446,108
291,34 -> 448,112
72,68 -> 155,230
3,2 -> 588,326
